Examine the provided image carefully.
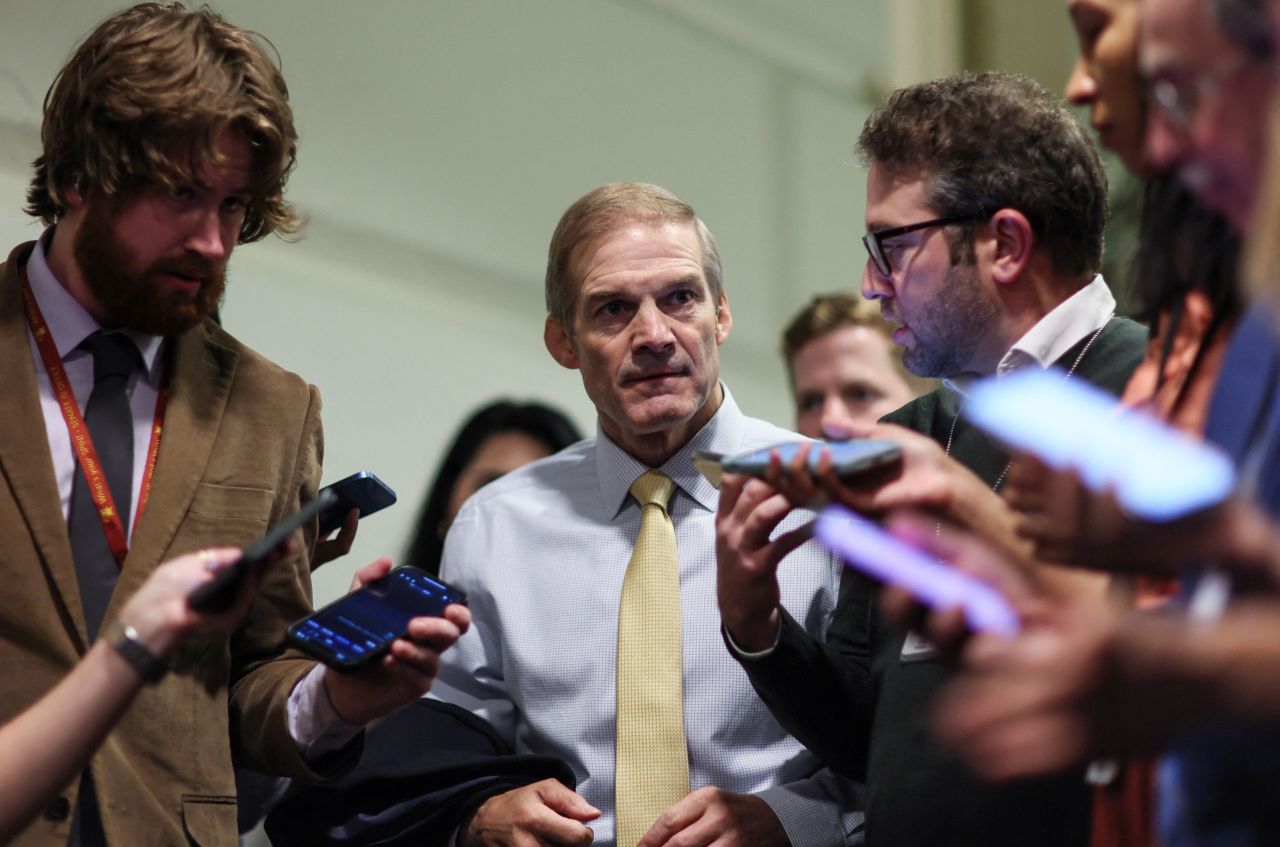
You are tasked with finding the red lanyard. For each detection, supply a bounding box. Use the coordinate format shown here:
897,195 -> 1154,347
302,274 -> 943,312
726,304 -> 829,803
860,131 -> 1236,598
20,273 -> 167,570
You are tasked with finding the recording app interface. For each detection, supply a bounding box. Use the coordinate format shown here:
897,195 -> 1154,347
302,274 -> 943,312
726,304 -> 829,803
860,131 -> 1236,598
292,569 -> 456,665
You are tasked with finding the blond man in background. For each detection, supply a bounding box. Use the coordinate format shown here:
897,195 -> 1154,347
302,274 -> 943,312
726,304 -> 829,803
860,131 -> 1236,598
781,292 -> 930,438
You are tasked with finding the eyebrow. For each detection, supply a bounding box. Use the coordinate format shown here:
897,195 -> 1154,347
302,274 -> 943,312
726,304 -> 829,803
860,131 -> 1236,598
582,275 -> 705,307
582,289 -> 624,310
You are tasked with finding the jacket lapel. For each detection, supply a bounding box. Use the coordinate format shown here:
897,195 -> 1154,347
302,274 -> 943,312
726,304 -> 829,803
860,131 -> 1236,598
114,321 -> 238,599
0,243 -> 90,648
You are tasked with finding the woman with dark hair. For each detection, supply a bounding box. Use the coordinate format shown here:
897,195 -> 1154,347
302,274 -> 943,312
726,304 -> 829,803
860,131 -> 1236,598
405,400 -> 583,574
1066,0 -> 1242,433
930,4 -> 1246,846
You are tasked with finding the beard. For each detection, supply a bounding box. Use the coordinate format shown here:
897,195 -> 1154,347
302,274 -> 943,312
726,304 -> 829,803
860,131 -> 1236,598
72,200 -> 226,336
900,259 -> 1000,378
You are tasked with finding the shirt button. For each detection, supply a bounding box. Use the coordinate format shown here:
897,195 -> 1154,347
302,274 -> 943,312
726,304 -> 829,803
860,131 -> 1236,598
45,795 -> 71,821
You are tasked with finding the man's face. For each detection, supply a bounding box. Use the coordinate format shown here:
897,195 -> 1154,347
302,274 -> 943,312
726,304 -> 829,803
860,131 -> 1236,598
1140,0 -> 1273,229
1065,0 -> 1149,176
68,128 -> 252,335
791,325 -> 917,438
545,221 -> 731,458
860,164 -> 1000,378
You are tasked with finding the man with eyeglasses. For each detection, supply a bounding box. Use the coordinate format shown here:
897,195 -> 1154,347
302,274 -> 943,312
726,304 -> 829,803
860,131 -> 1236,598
715,71 -> 1147,846
1142,0 -> 1273,231
1139,0 -> 1280,843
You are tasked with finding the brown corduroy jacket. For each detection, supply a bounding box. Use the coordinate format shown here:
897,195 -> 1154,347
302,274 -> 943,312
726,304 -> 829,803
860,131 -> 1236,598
0,241 -> 345,845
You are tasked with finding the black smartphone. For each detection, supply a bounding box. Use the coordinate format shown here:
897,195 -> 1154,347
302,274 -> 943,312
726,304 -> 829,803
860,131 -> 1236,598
287,566 -> 468,670
187,488 -> 338,612
316,471 -> 397,536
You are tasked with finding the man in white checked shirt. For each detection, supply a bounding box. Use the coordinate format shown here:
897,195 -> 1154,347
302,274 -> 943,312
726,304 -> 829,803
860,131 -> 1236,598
432,182 -> 864,847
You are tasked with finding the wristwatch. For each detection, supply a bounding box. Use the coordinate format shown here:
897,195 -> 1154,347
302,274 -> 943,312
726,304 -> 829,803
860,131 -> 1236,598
104,621 -> 168,684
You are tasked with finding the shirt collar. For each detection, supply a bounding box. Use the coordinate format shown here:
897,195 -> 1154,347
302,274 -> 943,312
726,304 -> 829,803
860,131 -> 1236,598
26,229 -> 166,377
998,274 -> 1115,375
596,382 -> 744,517
944,274 -> 1116,395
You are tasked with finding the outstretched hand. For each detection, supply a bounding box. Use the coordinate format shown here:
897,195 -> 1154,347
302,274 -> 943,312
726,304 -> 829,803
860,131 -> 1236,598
1005,454 -> 1280,583
321,557 -> 471,726
122,547 -> 255,657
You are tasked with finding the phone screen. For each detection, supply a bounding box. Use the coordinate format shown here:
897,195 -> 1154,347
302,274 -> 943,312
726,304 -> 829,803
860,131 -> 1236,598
814,505 -> 1020,636
965,367 -> 1236,521
289,567 -> 465,667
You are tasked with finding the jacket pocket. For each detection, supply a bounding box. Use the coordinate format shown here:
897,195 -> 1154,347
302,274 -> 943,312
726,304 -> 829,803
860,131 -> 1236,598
187,482 -> 274,522
181,794 -> 238,846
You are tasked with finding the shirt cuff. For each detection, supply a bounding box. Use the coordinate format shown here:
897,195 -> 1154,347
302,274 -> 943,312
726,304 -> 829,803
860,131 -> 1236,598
756,774 -> 866,847
722,620 -> 782,659
287,664 -> 365,759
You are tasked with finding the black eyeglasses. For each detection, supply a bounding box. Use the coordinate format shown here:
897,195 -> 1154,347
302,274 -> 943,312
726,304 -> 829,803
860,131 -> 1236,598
862,214 -> 989,277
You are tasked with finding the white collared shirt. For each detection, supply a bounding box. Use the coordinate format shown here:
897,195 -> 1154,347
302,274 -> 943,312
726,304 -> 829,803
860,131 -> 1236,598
945,274 -> 1116,395
433,387 -> 864,846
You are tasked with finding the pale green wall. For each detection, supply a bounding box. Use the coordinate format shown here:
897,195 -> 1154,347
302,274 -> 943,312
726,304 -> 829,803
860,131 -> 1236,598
0,1 -> 896,607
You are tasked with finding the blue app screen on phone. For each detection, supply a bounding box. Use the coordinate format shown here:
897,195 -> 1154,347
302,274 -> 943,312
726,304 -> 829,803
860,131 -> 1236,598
290,568 -> 460,665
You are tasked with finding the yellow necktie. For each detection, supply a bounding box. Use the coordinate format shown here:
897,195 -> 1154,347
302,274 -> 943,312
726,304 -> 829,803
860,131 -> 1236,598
615,471 -> 690,847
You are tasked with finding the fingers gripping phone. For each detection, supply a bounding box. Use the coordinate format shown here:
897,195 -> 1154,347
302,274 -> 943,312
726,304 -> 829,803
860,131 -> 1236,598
964,367 -> 1237,521
316,471 -> 397,537
814,505 -> 1020,636
287,566 -> 467,669
694,440 -> 902,488
187,489 -> 339,612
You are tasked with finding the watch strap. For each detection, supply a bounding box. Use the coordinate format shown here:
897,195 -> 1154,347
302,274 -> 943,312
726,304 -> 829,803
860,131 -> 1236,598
105,621 -> 168,683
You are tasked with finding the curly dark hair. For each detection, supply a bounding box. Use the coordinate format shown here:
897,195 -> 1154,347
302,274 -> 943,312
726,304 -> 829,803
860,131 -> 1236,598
857,71 -> 1107,279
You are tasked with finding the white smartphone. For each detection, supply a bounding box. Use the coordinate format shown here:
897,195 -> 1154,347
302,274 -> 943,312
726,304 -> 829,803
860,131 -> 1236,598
814,505 -> 1020,636
963,367 -> 1236,522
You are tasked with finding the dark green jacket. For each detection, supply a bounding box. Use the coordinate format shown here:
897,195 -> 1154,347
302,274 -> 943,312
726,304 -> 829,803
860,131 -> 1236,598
734,316 -> 1147,847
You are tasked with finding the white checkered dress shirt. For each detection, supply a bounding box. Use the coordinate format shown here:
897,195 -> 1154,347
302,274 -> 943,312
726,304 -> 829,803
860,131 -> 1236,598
433,386 -> 865,845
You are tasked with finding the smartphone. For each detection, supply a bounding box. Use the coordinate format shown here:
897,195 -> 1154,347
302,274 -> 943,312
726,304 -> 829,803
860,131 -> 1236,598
964,367 -> 1237,521
719,440 -> 902,481
316,471 -> 397,536
188,488 -> 339,612
287,566 -> 468,669
814,504 -> 1020,636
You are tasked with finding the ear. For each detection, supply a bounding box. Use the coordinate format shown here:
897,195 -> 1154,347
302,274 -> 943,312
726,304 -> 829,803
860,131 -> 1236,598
714,289 -> 733,345
985,209 -> 1033,286
544,315 -> 580,369
63,175 -> 86,210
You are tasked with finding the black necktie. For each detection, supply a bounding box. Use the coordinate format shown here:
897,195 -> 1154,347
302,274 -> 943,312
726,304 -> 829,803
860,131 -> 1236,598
66,331 -> 139,641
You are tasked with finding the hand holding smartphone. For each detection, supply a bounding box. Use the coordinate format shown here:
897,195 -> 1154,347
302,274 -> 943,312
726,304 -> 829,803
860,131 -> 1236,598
814,505 -> 1020,636
287,566 -> 467,669
316,471 -> 397,537
187,489 -> 338,612
964,368 -> 1236,521
694,440 -> 901,489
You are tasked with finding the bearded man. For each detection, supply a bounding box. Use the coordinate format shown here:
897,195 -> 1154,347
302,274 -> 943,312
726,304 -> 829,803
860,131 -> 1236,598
0,5 -> 469,845
716,72 -> 1148,846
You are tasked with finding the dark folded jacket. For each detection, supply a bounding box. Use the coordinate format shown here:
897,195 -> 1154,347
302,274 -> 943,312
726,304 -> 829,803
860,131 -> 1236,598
265,699 -> 575,846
